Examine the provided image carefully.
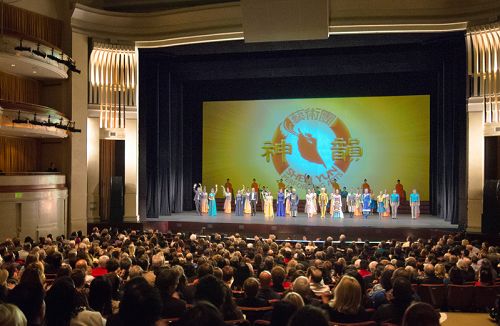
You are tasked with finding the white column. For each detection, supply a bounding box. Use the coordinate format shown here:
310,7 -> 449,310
466,97 -> 484,232
69,32 -> 88,233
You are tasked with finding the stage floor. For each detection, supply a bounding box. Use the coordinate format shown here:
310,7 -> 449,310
154,213 -> 454,229
140,212 -> 457,240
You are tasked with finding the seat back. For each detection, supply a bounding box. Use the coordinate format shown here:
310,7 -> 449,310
238,306 -> 273,323
417,284 -> 447,308
474,285 -> 500,310
329,321 -> 377,326
446,285 -> 475,311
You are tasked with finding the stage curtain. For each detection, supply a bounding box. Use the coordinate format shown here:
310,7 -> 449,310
139,63 -> 186,217
99,139 -> 115,220
429,38 -> 467,226
0,136 -> 40,172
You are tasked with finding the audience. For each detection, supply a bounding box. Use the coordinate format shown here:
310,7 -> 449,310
0,228 -> 497,326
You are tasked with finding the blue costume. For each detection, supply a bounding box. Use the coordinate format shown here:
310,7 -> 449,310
235,193 -> 243,216
276,192 -> 285,217
362,193 -> 371,219
208,192 -> 217,216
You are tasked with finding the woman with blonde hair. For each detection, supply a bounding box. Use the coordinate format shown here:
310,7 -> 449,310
327,275 -> 371,323
283,291 -> 305,309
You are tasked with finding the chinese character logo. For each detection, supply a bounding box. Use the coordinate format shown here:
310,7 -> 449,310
261,108 -> 362,192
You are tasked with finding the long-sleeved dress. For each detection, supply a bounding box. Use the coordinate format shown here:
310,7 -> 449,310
264,195 -> 274,218
235,193 -> 243,216
223,190 -> 232,214
208,192 -> 217,216
244,192 -> 251,214
201,191 -> 208,213
276,192 -> 285,217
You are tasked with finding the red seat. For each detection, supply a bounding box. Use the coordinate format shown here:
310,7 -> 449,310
446,285 -> 475,311
417,284 -> 447,308
474,285 -> 500,310
237,306 -> 273,323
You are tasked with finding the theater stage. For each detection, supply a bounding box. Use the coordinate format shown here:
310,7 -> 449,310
139,213 -> 457,240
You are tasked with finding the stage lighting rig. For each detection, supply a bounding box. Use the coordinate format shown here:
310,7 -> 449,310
32,44 -> 46,58
14,39 -> 31,52
12,111 -> 28,124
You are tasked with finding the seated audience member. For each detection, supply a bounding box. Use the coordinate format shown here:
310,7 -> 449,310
45,276 -> 106,326
283,291 -> 305,309
0,303 -> 27,326
401,302 -> 440,326
368,269 -> 393,308
89,276 -> 113,319
91,255 -> 109,277
0,269 -> 8,302
70,269 -> 89,308
419,264 -> 443,284
433,263 -> 449,284
222,265 -> 234,288
475,267 -> 494,286
288,305 -> 330,326
327,275 -> 372,323
308,267 -> 331,295
270,300 -> 297,326
271,266 -> 286,292
75,259 -> 94,285
258,270 -> 280,301
177,301 -> 226,326
107,277 -> 162,326
291,276 -> 320,306
373,277 -> 415,324
155,268 -> 187,318
7,282 -> 44,326
236,277 -> 269,307
448,265 -> 464,285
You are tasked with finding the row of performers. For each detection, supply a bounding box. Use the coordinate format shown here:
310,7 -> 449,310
193,184 -> 421,219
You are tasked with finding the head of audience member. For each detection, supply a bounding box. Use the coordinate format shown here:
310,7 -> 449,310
194,274 -> 226,309
242,277 -> 260,299
288,305 -> 330,326
270,301 -> 298,326
177,301 -> 226,326
392,277 -> 414,304
283,292 -> 305,309
19,263 -> 44,286
118,276 -> 162,326
291,276 -> 311,301
330,275 -> 361,315
0,303 -> 27,326
271,266 -> 286,290
401,302 -> 440,326
155,268 -> 180,298
7,282 -> 44,326
44,276 -> 78,326
89,276 -> 113,317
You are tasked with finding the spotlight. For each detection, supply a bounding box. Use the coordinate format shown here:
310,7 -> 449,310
68,121 -> 81,133
55,52 -> 66,64
44,115 -> 56,127
47,48 -> 58,62
55,117 -> 68,130
65,59 -> 81,74
14,39 -> 31,52
32,44 -> 46,58
12,111 -> 28,124
30,113 -> 44,126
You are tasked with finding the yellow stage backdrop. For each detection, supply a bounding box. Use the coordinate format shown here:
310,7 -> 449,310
202,95 -> 430,200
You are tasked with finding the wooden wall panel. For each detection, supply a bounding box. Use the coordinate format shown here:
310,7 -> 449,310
0,71 -> 41,104
0,136 -> 40,172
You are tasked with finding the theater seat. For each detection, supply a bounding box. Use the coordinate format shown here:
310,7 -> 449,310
225,319 -> 251,326
253,320 -> 271,326
446,285 -> 475,311
417,284 -> 447,308
238,306 -> 273,323
474,285 -> 500,310
329,321 -> 376,326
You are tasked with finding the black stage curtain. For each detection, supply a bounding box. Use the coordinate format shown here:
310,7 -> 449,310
139,33 -> 466,224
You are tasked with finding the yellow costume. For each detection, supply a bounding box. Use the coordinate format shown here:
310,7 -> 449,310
318,192 -> 329,218
264,195 -> 274,218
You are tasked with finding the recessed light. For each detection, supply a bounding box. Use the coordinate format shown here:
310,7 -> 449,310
10,64 -> 15,67
32,70 -> 37,74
